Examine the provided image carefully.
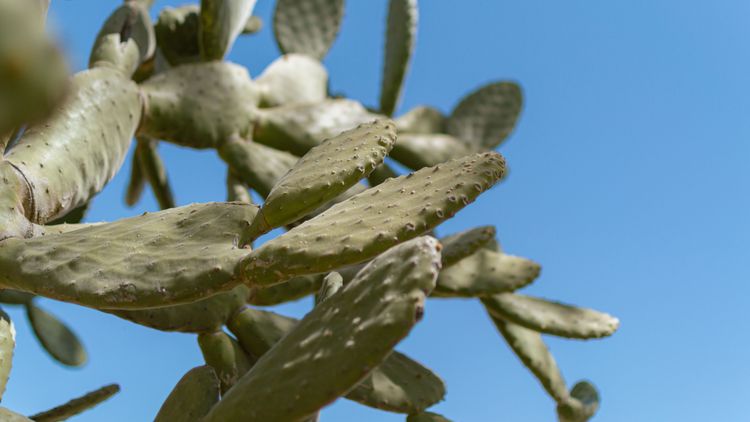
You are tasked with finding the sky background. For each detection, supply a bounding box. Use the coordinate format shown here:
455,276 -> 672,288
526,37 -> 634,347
2,0 -> 749,421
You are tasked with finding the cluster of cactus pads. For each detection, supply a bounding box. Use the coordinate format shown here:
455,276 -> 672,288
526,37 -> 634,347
0,0 -> 619,420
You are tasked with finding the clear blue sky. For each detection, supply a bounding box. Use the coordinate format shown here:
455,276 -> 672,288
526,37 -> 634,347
3,1 -> 749,421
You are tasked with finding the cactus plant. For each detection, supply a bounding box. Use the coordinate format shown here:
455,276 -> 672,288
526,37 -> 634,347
0,0 -> 619,420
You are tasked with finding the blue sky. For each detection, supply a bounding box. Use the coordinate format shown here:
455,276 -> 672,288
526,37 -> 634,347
3,1 -> 749,421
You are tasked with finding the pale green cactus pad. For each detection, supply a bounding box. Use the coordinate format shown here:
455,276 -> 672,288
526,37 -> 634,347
254,99 -> 381,156
218,136 -> 299,198
29,384 -> 120,422
139,62 -> 259,149
241,152 -> 505,286
0,408 -> 32,422
0,203 -> 257,309
254,119 -> 397,232
199,0 -> 257,60
557,381 -> 600,422
27,302 -> 87,366
155,5 -> 201,66
395,106 -> 446,134
439,225 -> 496,267
226,171 -> 252,203
407,412 -> 454,422
109,285 -> 249,333
90,2 -> 155,67
0,0 -> 68,135
315,272 -> 343,304
390,133 -> 474,170
154,366 -> 220,422
273,0 -> 344,60
483,294 -> 620,339
5,67 -> 141,223
198,330 -> 253,394
247,274 -> 324,306
135,138 -> 174,210
447,81 -> 523,150
0,310 -> 13,401
433,249 -> 540,297
486,313 -> 568,402
256,54 -> 328,107
206,237 -> 441,421
380,0 -> 418,116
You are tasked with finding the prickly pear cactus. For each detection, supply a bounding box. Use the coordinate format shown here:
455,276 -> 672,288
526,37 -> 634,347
0,0 -> 618,420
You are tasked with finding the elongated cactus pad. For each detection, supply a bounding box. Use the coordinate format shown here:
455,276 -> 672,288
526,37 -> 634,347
139,62 -> 259,149
226,171 -> 252,203
136,138 -> 175,210
439,225 -> 496,268
5,67 -> 141,223
27,302 -> 87,366
0,310 -> 13,401
241,152 -> 505,286
0,0 -> 68,135
390,133 -> 474,170
256,54 -> 328,107
433,249 -> 540,297
218,136 -> 298,199
0,203 -> 257,309
29,384 -> 120,422
407,412 -> 453,422
198,331 -> 252,394
109,286 -> 249,333
380,0 -> 418,116
154,366 -> 220,422
447,81 -> 523,150
557,381 -> 600,422
315,272 -> 343,305
206,237 -> 441,421
273,0 -> 344,60
199,0 -> 257,60
486,312 -> 568,402
124,145 -> 146,207
247,274 -> 324,306
484,294 -> 619,339
253,99 -> 380,156
395,106 -> 446,134
254,120 -> 396,232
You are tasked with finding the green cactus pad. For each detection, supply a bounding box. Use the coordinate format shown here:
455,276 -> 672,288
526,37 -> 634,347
483,294 -> 619,339
27,302 -> 87,366
29,384 -> 120,422
242,15 -> 263,34
433,249 -> 540,297
125,146 -> 146,207
486,312 -> 568,402
247,274 -> 324,306
0,408 -> 31,421
395,106 -> 446,134
254,120 -> 396,232
154,366 -> 220,422
199,0 -> 257,60
380,0 -> 418,116
256,54 -> 328,107
90,34 -> 141,77
198,330 -> 252,394
139,62 -> 259,149
315,272 -> 343,305
229,307 -> 446,413
273,0 -> 344,60
0,310 -> 13,401
5,67 -> 141,223
557,381 -> 600,422
207,237 -> 441,421
241,152 -> 505,286
90,2 -> 155,68
407,412 -> 453,422
447,81 -> 523,150
0,202 -> 257,309
136,138 -> 175,210
218,137 -> 299,199
0,163 -> 37,241
439,225 -> 496,268
226,171 -> 252,203
108,286 -> 249,333
254,99 -> 381,156
155,5 -> 201,66
0,0 -> 68,135
0,289 -> 33,305
390,133 -> 474,170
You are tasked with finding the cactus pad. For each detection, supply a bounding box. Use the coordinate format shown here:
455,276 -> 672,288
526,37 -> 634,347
439,225 -> 496,268
380,0 -> 418,116
27,302 -> 87,366
256,54 -> 328,107
199,0 -> 257,60
273,0 -> 344,60
0,310 -> 13,401
154,366 -> 220,422
433,249 -> 540,297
